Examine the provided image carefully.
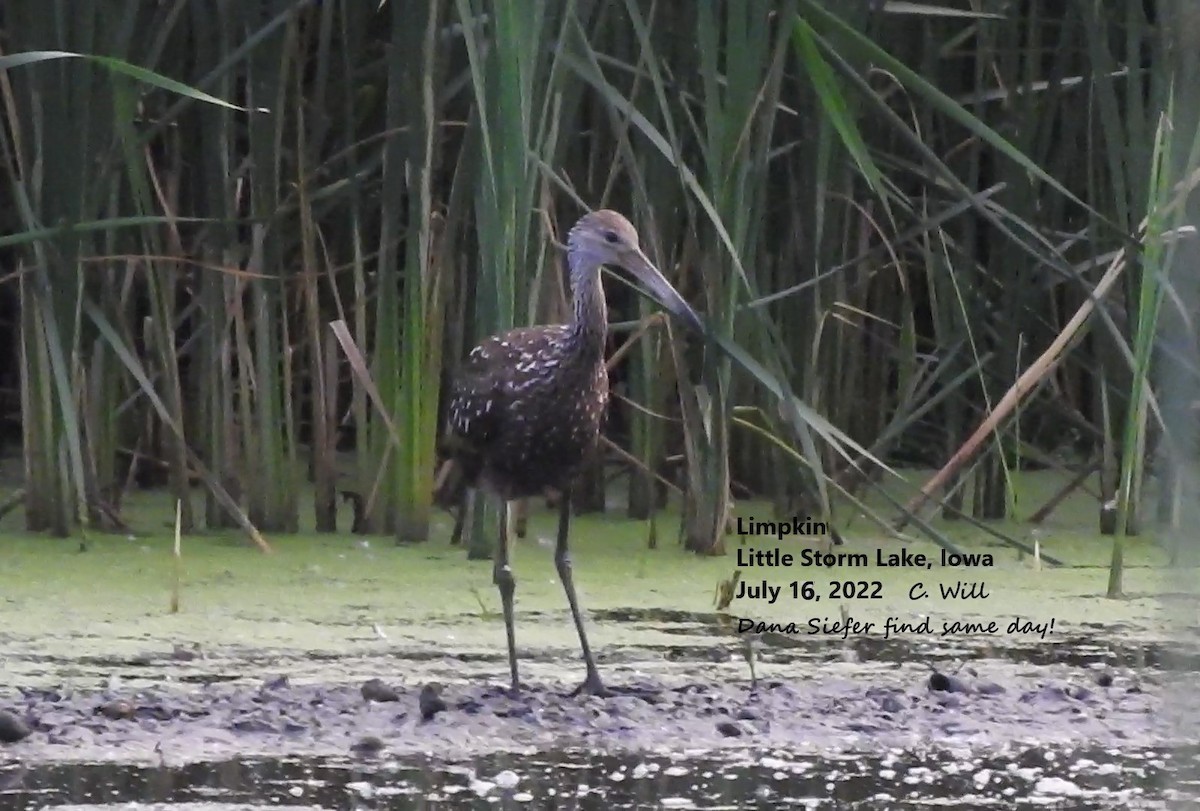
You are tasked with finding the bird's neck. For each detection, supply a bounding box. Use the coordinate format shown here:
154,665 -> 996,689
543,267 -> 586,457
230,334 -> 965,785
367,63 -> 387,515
568,262 -> 607,363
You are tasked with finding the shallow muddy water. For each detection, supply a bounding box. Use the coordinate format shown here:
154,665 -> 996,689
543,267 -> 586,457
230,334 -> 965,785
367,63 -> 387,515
0,744 -> 1186,809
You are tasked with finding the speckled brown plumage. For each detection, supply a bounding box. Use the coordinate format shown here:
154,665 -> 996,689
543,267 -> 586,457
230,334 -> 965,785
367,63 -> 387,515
441,209 -> 702,696
444,325 -> 608,500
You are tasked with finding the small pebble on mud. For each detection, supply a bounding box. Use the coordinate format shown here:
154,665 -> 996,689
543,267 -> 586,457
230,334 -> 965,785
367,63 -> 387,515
419,684 -> 448,721
0,711 -> 31,743
360,679 -> 400,703
716,720 -> 743,738
1095,671 -> 1114,687
928,670 -> 970,693
350,735 -> 385,757
96,700 -> 135,721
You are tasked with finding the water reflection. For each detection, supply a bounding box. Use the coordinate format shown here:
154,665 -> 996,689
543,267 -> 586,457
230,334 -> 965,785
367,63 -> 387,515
0,745 -> 1181,810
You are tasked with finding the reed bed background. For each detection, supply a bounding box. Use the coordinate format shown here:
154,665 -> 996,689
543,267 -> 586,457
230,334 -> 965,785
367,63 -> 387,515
0,1 -> 1196,593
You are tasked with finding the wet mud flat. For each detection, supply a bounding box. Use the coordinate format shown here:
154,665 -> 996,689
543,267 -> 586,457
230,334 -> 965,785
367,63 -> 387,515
0,526 -> 1187,805
0,664 -> 1166,766
0,638 -> 1188,809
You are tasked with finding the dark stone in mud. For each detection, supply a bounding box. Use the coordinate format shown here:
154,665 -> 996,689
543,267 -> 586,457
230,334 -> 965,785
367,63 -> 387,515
351,735 -> 385,757
0,711 -> 31,743
419,684 -> 447,721
1096,671 -> 1114,687
928,670 -> 970,694
0,715 -> 30,743
716,720 -> 743,737
360,679 -> 400,703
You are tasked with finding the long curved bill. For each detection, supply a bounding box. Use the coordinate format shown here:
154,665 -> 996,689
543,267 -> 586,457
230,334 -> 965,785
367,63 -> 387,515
624,248 -> 704,335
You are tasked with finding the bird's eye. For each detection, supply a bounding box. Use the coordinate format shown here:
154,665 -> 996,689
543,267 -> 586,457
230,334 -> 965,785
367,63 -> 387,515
603,230 -> 620,244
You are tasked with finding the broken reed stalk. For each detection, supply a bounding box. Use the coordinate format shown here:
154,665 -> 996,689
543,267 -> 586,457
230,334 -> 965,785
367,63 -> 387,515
170,499 -> 182,614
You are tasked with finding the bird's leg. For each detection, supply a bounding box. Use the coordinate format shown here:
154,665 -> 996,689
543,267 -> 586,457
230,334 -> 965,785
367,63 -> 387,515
555,490 -> 608,697
492,497 -> 520,693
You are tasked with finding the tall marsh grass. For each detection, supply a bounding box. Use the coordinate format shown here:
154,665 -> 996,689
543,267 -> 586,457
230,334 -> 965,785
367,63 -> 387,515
0,1 -> 1194,579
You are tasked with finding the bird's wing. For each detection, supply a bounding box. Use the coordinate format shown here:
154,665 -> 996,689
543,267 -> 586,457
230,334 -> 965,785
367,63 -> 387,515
442,325 -> 570,455
442,338 -> 509,454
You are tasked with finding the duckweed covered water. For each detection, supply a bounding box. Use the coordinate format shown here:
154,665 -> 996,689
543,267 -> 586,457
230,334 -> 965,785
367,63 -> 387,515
0,478 -> 1193,807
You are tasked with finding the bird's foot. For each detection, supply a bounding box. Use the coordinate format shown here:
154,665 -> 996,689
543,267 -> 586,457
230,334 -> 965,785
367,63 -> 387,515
569,672 -> 611,698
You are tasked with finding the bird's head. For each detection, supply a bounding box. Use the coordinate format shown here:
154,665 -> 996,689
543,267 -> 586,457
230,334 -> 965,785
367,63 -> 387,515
567,209 -> 703,334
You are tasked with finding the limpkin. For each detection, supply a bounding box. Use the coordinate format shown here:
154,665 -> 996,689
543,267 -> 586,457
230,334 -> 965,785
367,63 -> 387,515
443,210 -> 702,695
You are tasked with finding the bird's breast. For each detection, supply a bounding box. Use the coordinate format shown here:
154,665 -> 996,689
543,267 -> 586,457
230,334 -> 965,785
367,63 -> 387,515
484,359 -> 608,498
